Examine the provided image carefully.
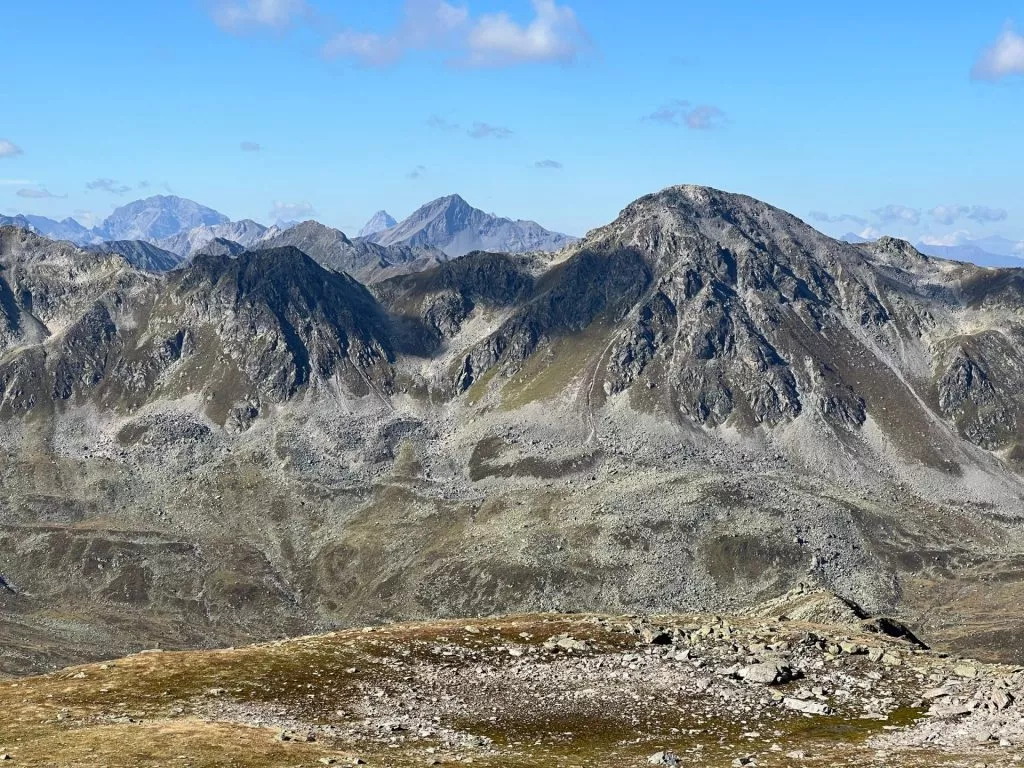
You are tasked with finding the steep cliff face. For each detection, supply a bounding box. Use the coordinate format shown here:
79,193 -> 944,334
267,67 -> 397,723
0,235 -> 428,426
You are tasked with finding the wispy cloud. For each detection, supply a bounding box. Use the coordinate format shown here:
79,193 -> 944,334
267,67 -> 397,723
645,100 -> 727,130
920,231 -> 971,247
872,204 -> 921,226
86,178 -> 133,195
318,1 -> 589,69
0,140 -> 23,159
322,0 -> 470,67
534,159 -> 563,169
74,209 -> 101,228
426,115 -> 460,131
240,141 -> 263,152
929,205 -> 967,226
467,122 -> 513,139
0,179 -> 35,186
270,200 -> 315,222
211,0 -> 308,33
16,187 -> 66,199
965,205 -> 1008,223
407,165 -> 427,180
972,23 -> 1024,81
808,211 -> 868,226
930,204 -> 1007,225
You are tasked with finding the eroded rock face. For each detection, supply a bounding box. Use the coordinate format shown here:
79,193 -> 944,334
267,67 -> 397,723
4,185 -> 1024,673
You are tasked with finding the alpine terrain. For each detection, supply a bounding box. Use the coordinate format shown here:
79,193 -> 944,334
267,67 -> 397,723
1,184 -> 1024,689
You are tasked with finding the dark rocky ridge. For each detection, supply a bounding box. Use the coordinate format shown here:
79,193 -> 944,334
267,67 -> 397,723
2,185 -> 1024,675
88,239 -> 184,272
257,220 -> 449,284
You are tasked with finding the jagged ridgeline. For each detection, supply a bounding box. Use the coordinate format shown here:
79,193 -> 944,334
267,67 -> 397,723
2,185 -> 1024,675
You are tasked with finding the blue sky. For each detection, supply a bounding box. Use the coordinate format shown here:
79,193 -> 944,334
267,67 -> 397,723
1,0 -> 1022,248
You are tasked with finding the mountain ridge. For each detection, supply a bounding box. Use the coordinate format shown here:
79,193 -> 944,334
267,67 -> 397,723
3,184 -> 1024,674
369,193 -> 577,257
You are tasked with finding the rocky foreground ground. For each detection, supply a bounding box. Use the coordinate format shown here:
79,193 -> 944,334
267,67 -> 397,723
0,586 -> 1022,767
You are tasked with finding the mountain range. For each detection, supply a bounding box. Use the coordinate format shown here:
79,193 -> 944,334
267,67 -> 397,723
366,193 -> 578,257
3,183 -> 1024,674
842,232 -> 1024,268
2,193 -> 576,275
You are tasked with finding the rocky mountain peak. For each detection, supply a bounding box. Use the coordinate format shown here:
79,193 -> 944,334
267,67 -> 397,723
98,195 -> 229,242
283,219 -> 353,245
369,194 -> 575,258
358,210 -> 398,238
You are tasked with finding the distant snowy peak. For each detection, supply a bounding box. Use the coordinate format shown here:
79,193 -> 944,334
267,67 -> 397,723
369,194 -> 576,258
358,210 -> 398,239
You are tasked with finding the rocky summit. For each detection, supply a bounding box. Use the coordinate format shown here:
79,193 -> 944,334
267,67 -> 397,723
368,193 -> 577,257
1,184 -> 1024,686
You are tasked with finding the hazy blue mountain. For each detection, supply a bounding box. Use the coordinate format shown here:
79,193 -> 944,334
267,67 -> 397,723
157,219 -> 267,257
840,232 -> 868,244
358,210 -> 398,238
968,235 -> 1022,257
369,194 -> 576,258
97,195 -> 229,242
22,215 -> 93,244
0,214 -> 35,231
915,241 -> 1024,268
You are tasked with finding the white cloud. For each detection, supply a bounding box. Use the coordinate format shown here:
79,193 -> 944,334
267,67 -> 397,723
535,159 -> 563,169
645,100 -> 728,130
323,0 -> 469,67
322,0 -> 586,69
464,0 -> 585,67
872,205 -> 921,226
858,227 -> 884,240
0,179 -> 35,186
240,141 -> 262,152
211,0 -> 308,33
920,230 -> 971,247
972,24 -> 1024,81
270,200 -> 315,222
0,140 -> 23,159
1014,241 -> 1024,255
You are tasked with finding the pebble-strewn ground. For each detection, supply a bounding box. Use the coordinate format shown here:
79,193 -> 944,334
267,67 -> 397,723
1,588 -> 1022,767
